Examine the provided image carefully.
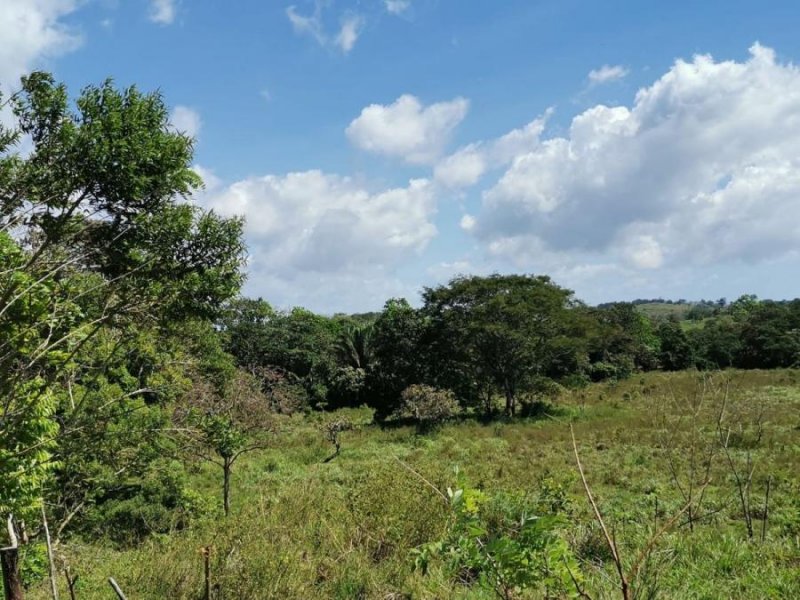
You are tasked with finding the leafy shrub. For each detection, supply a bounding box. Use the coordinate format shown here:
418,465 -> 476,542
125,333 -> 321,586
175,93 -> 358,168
84,459 -> 205,544
397,384 -> 459,432
414,474 -> 583,599
20,543 -> 48,588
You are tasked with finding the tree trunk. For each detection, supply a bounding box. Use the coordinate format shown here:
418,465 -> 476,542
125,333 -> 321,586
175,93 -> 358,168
483,391 -> 493,419
2,515 -> 22,600
503,379 -> 516,417
1,547 -> 22,600
223,458 -> 232,517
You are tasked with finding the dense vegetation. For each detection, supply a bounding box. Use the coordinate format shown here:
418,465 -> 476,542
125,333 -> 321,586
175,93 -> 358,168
2,74 -> 799,599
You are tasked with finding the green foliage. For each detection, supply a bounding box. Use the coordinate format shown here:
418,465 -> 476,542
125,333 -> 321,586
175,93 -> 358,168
21,371 -> 800,599
84,459 -> 203,544
397,384 -> 459,432
586,302 -> 660,377
414,474 -> 583,599
20,543 -> 49,588
657,319 -> 695,370
366,298 -> 429,420
423,274 -> 578,416
1,72 -> 245,521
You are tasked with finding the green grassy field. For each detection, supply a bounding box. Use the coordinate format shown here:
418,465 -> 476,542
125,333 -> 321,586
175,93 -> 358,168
33,370 -> 800,599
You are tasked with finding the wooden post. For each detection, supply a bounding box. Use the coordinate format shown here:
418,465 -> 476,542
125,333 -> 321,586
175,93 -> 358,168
108,578 -> 127,600
41,506 -> 59,600
1,515 -> 23,600
201,546 -> 211,600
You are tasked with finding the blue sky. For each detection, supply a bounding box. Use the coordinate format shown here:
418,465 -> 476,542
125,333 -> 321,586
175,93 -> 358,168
3,1 -> 800,312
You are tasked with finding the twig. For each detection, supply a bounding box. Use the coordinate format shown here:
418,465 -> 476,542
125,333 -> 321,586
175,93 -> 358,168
41,505 -> 59,600
64,566 -> 78,600
570,424 -> 630,600
629,481 -> 708,583
108,577 -> 127,599
391,455 -> 449,504
761,475 -> 772,543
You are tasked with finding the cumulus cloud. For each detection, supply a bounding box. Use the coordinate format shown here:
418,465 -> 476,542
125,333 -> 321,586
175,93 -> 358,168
588,64 -> 628,85
287,2 -> 364,54
198,171 -> 437,309
346,94 -> 469,164
434,114 -> 548,187
468,44 -> 800,274
170,105 -> 201,139
149,0 -> 177,25
385,0 -> 411,15
0,0 -> 83,88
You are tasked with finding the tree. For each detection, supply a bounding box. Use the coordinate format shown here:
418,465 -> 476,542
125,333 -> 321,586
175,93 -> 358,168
366,299 -> 428,420
585,303 -> 660,379
657,319 -> 695,371
397,384 -> 459,433
423,275 -> 576,417
689,316 -> 743,369
177,372 -> 274,516
0,72 -> 244,531
218,298 -> 275,372
335,323 -> 374,371
737,300 -> 800,368
220,304 -> 339,409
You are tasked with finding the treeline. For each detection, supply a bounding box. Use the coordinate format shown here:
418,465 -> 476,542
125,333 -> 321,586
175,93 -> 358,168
220,277 -> 800,421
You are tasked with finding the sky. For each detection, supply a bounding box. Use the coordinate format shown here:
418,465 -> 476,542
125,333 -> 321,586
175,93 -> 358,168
3,0 -> 800,313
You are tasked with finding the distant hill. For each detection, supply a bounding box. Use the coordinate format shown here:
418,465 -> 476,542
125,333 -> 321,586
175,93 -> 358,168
595,298 -> 728,322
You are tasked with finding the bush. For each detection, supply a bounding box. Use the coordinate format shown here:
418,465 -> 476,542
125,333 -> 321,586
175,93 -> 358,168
397,384 -> 459,431
413,474 -> 582,599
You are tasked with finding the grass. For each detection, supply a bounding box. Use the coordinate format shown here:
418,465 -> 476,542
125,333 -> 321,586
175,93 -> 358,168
31,370 -> 800,599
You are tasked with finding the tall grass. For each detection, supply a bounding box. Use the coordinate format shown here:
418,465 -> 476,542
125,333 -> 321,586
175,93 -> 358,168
32,370 -> 800,598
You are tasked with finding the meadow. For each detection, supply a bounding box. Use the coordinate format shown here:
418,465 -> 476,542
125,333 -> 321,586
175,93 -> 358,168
32,369 -> 800,599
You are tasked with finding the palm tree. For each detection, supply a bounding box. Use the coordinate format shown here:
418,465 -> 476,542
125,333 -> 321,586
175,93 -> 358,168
336,323 -> 374,370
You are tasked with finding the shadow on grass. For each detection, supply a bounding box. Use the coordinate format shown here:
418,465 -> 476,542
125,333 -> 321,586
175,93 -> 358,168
374,401 -> 575,431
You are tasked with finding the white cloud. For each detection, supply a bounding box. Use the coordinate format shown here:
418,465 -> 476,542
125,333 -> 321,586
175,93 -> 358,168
469,44 -> 800,274
287,2 -> 364,54
459,214 -> 476,232
385,0 -> 410,15
149,0 -> 176,25
588,64 -> 629,85
287,3 -> 325,46
346,94 -> 469,164
191,165 -> 222,194
426,259 -> 474,280
0,0 -> 83,89
170,105 -> 201,139
620,233 -> 663,269
434,114 -> 548,187
335,14 -> 363,54
198,171 -> 438,310
435,145 -> 486,188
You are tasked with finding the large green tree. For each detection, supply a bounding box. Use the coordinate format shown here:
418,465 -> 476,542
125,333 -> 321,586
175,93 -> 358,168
365,298 -> 429,420
0,73 -> 245,522
423,274 -> 577,417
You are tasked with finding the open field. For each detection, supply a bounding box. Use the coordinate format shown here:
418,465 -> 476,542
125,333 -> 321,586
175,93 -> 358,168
32,370 -> 800,599
634,303 -> 693,321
